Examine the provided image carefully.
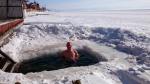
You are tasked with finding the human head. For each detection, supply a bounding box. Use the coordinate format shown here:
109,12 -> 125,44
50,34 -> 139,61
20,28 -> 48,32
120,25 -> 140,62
66,42 -> 72,50
15,82 -> 21,84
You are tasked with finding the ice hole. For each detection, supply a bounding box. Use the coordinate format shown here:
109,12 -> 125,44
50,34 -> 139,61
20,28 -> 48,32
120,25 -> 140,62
18,48 -> 107,74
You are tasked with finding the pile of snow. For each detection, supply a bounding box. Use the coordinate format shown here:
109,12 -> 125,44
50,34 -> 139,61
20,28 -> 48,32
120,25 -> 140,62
0,70 -> 34,84
2,23 -> 150,63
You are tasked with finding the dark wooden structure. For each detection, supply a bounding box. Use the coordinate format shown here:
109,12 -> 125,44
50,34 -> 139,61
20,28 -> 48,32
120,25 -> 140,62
0,0 -> 24,38
0,0 -> 24,73
0,0 -> 23,19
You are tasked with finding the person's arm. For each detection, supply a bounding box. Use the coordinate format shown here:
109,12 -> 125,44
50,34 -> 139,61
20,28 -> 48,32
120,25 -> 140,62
74,49 -> 79,59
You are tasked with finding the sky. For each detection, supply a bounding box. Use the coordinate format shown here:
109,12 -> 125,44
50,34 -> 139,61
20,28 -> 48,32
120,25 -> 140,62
30,0 -> 150,11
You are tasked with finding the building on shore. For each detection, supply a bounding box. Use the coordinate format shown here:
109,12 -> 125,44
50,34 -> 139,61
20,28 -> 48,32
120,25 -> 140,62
23,0 -> 46,12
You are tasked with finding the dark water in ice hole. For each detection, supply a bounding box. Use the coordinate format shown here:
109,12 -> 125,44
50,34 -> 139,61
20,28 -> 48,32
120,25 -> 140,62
18,49 -> 107,74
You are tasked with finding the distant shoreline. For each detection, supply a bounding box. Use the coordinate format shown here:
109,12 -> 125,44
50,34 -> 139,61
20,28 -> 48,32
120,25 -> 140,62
49,9 -> 150,12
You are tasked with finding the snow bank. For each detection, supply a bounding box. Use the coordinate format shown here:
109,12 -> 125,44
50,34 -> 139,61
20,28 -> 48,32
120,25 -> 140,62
0,70 -> 34,84
2,23 -> 150,63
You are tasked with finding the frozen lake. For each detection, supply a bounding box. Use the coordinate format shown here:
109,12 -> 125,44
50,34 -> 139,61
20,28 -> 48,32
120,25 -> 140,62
1,10 -> 150,84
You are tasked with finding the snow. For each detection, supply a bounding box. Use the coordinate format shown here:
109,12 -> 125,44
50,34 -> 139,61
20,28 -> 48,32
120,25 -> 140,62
0,10 -> 150,84
0,70 -> 34,84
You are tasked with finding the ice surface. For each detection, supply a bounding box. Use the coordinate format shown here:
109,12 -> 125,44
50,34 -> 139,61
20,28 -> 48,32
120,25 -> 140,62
1,10 -> 150,84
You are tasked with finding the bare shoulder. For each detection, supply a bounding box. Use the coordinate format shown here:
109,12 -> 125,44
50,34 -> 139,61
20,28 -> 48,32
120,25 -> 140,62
73,49 -> 79,55
73,49 -> 78,53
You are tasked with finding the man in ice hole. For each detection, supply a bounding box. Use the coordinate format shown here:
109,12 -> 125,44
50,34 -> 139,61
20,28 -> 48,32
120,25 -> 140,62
61,42 -> 79,64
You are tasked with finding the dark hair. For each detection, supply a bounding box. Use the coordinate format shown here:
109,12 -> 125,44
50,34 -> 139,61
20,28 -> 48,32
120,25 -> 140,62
15,82 -> 21,84
66,42 -> 72,46
72,80 -> 81,84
